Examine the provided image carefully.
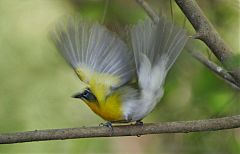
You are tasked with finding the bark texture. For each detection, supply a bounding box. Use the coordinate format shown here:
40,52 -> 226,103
1,115 -> 240,144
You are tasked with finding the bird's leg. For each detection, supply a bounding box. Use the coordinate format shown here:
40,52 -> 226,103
99,121 -> 112,127
134,120 -> 143,137
99,121 -> 113,136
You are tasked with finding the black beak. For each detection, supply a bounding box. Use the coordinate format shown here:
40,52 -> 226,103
72,93 -> 83,99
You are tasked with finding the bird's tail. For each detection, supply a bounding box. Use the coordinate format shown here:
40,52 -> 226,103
130,18 -> 188,104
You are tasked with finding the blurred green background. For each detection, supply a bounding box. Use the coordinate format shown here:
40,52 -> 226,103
0,0 -> 239,153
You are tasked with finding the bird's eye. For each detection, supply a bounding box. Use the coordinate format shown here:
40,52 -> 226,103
82,90 -> 90,98
81,89 -> 97,102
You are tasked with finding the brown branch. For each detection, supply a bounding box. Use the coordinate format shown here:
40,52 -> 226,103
1,115 -> 240,144
174,0 -> 240,85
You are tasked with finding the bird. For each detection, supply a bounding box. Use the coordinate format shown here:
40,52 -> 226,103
51,17 -> 188,125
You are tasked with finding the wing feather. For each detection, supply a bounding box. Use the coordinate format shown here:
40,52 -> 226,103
131,18 -> 188,75
52,17 -> 135,92
127,17 -> 188,121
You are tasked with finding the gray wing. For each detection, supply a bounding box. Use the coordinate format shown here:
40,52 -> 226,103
131,18 -> 188,74
126,18 -> 188,122
51,17 -> 135,88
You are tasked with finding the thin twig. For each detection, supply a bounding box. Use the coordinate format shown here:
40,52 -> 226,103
101,0 -> 110,24
1,115 -> 240,144
189,50 -> 240,90
135,0 -> 159,23
170,0 -> 174,22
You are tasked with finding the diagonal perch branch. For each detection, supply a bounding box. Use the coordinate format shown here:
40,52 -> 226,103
1,115 -> 240,144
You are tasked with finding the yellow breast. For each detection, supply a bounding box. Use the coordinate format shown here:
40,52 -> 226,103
86,93 -> 124,122
76,66 -> 124,121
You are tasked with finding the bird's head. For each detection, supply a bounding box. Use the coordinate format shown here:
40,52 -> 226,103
72,88 -> 98,104
72,88 -> 104,117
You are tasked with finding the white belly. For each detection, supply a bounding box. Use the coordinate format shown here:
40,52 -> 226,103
122,88 -> 164,122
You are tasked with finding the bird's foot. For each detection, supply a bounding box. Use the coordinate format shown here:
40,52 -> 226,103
135,120 -> 143,126
135,120 -> 143,137
99,121 -> 113,136
99,121 -> 112,128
